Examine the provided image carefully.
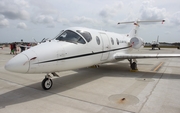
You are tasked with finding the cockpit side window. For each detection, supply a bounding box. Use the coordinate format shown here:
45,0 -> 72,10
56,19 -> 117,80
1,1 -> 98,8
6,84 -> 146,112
56,30 -> 85,44
76,30 -> 92,42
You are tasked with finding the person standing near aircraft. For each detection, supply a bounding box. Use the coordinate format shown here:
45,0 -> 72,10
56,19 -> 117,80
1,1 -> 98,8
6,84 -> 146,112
20,44 -> 26,52
10,43 -> 13,54
13,42 -> 17,55
27,43 -> 31,49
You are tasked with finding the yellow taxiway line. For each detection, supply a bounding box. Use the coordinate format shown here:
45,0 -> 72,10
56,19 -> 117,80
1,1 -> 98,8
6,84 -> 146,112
153,62 -> 164,72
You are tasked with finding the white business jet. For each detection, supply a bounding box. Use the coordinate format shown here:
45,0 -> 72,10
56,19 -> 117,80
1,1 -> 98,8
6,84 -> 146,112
151,36 -> 160,50
5,20 -> 180,90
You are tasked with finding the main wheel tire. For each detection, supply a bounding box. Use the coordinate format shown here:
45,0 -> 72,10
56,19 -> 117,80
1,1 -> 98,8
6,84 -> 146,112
42,78 -> 53,90
131,62 -> 137,70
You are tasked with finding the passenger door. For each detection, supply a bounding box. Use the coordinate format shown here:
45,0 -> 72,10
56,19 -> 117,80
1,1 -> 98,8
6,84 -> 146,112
99,33 -> 110,61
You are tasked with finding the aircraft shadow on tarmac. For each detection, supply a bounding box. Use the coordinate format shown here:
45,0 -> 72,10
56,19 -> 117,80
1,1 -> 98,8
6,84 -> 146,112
0,62 -> 180,108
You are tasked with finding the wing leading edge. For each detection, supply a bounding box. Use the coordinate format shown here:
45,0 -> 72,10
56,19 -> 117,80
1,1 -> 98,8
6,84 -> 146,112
115,53 -> 180,60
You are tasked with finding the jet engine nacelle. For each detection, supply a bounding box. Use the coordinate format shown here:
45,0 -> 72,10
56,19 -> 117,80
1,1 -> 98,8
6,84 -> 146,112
130,37 -> 144,49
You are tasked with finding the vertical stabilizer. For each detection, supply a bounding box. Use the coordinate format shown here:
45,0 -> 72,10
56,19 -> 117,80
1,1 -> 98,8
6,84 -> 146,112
157,36 -> 159,44
129,21 -> 139,37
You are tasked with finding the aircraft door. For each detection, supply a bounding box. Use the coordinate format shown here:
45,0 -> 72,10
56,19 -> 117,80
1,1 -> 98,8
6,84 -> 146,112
99,33 -> 110,60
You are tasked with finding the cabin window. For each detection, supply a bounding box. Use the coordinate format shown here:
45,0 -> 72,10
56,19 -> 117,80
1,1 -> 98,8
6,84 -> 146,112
116,38 -> 119,45
96,36 -> 100,45
76,30 -> 92,42
56,30 -> 85,44
111,38 -> 114,45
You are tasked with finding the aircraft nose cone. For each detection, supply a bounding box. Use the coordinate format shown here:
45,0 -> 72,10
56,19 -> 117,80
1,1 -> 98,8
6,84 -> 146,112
5,54 -> 29,73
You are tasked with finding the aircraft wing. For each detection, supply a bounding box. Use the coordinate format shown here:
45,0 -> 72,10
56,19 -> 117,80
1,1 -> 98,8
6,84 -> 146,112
115,53 -> 180,60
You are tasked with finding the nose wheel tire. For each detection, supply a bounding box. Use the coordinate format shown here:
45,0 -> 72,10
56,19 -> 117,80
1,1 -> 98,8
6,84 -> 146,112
42,78 -> 53,90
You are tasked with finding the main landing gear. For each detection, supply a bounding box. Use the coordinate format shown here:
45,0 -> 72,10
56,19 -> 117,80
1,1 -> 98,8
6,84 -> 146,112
128,59 -> 138,71
41,72 -> 59,90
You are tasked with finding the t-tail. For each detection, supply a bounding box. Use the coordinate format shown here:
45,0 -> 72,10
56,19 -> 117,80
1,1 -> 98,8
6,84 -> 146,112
117,20 -> 165,49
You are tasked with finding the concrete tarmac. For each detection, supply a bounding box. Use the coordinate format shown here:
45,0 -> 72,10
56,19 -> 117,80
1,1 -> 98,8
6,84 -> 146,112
0,47 -> 180,113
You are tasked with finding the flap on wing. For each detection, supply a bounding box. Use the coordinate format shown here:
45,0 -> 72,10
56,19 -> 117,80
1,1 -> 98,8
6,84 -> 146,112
115,53 -> 180,60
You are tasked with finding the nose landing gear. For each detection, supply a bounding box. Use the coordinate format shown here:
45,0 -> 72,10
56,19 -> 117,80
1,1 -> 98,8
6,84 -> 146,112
42,77 -> 53,90
41,73 -> 59,90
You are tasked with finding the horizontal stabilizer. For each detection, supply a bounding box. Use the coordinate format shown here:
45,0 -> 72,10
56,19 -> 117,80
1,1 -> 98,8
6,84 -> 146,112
117,19 -> 165,37
117,20 -> 165,25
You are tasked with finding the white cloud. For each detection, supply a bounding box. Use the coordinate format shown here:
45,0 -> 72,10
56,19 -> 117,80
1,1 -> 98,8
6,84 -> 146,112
99,2 -> 124,18
71,16 -> 101,28
32,15 -> 56,28
140,7 -> 166,20
29,0 -> 58,15
1,10 -> 30,20
170,11 -> 180,25
17,22 -> 27,29
0,1 -> 30,20
56,17 -> 69,26
0,15 -> 9,27
139,1 -> 167,20
32,15 -> 54,24
19,10 -> 30,20
73,16 -> 96,24
0,18 -> 9,27
14,0 -> 29,8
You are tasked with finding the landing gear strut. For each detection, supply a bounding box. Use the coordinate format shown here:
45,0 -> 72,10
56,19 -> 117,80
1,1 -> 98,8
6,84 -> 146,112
128,59 -> 138,70
41,73 -> 59,90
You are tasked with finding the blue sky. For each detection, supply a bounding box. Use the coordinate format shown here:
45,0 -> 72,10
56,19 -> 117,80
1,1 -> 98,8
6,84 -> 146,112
0,0 -> 180,43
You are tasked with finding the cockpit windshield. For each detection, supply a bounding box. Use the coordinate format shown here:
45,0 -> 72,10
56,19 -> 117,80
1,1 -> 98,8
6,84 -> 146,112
76,30 -> 92,42
56,30 -> 86,44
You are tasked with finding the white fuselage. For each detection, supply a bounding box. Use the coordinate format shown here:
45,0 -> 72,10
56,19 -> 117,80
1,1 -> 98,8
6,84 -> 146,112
5,27 -> 133,74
